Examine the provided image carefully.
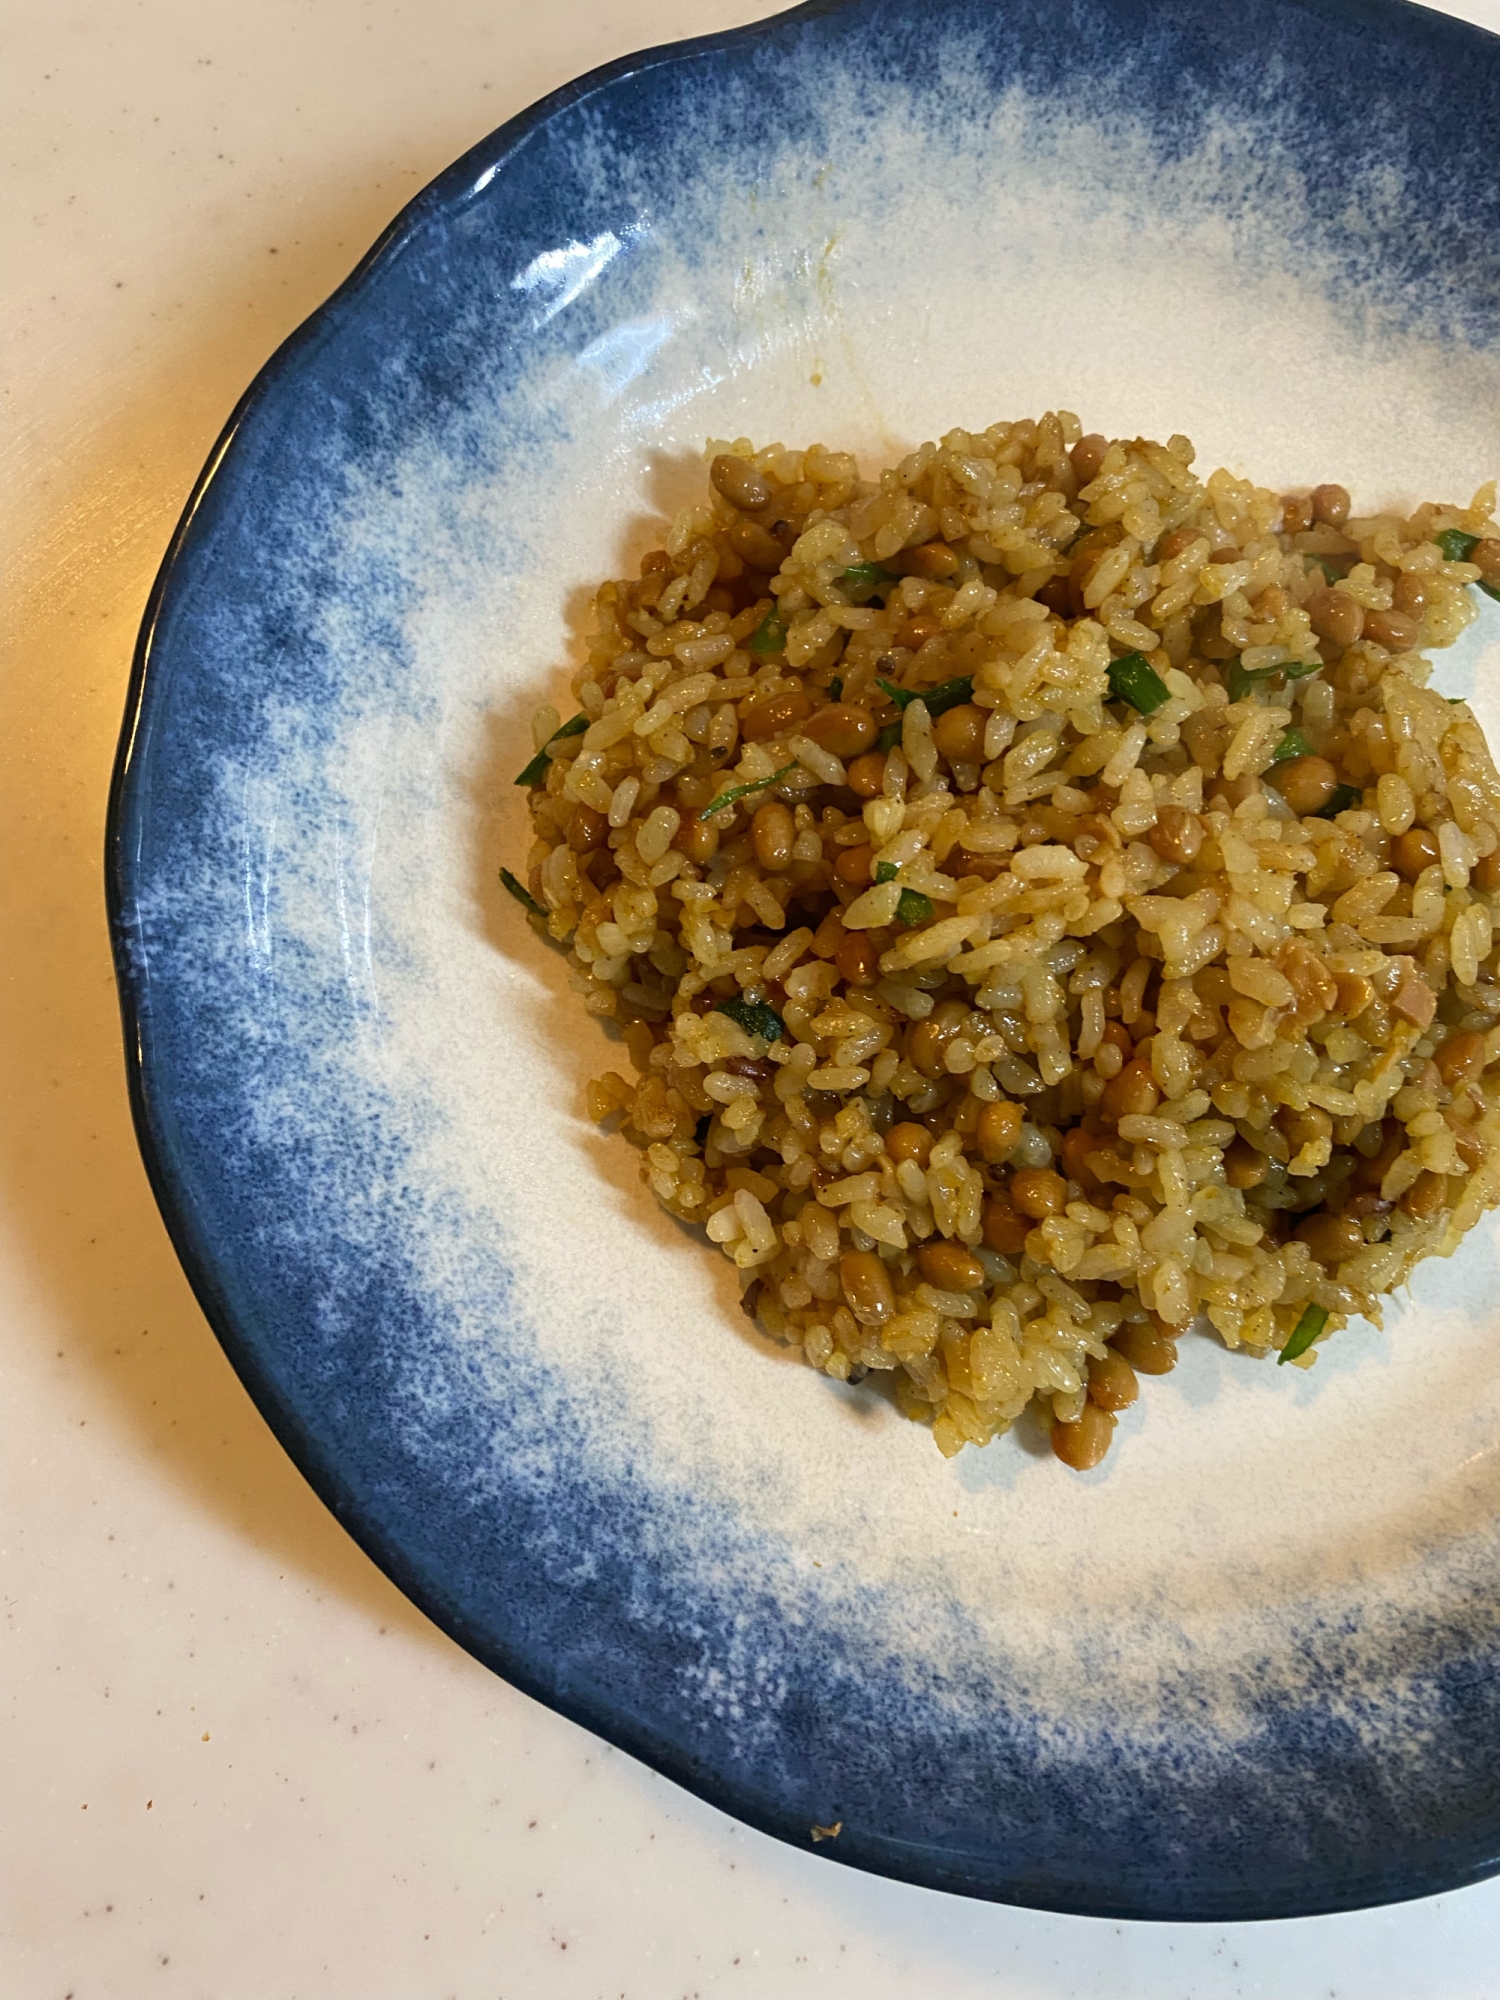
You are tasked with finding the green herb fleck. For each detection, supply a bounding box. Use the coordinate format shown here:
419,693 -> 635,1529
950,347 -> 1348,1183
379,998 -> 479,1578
1304,554 -> 1347,584
698,761 -> 798,821
514,712 -> 590,786
1272,728 -> 1311,763
1437,528 -> 1482,563
1316,783 -> 1363,819
874,861 -> 899,884
839,561 -> 898,600
1227,660 -> 1277,703
895,888 -> 934,927
1106,651 -> 1171,715
875,673 -> 976,719
922,675 -> 977,719
1448,697 -> 1467,705
876,721 -> 902,753
827,676 -> 843,702
1278,1303 -> 1328,1365
1226,658 -> 1318,703
749,610 -> 788,656
1435,530 -> 1500,598
714,994 -> 784,1043
876,676 -> 918,712
500,867 -> 546,917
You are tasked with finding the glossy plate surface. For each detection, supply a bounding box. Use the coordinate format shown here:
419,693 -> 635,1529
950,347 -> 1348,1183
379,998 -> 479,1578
108,0 -> 1500,1918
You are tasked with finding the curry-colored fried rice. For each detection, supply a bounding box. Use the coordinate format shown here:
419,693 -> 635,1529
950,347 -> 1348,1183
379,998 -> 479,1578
507,415 -> 1500,1466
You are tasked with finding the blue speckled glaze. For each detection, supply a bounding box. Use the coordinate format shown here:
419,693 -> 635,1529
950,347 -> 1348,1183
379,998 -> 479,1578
110,0 -> 1500,1919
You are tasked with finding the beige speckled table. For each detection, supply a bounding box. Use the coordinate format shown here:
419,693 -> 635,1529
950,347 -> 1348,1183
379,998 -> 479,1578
6,2 -> 1500,1993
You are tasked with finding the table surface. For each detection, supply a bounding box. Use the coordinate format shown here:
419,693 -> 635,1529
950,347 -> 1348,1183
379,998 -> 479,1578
6,1 -> 1500,1992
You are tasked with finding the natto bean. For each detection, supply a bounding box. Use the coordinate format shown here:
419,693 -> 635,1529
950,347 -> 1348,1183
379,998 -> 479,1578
1111,1321 -> 1178,1375
1391,827 -> 1441,881
917,1242 -> 986,1291
833,843 -> 874,888
803,703 -> 877,758
1362,609 -> 1420,654
1070,433 -> 1110,485
886,1122 -> 934,1167
932,702 -> 987,765
975,1100 -> 1023,1164
1100,1057 -> 1160,1123
1009,1168 -> 1068,1220
1086,1348 -> 1139,1412
1311,483 -> 1351,528
567,805 -> 609,853
739,686 -> 811,742
981,1194 -> 1031,1257
1400,1170 -> 1448,1221
1293,1212 -> 1365,1265
1306,586 -> 1364,649
1223,1137 -> 1268,1189
751,800 -> 796,871
834,931 -> 879,986
839,1249 -> 895,1326
1051,1401 -> 1116,1470
1270,754 -> 1339,817
710,453 -> 772,512
729,517 -> 788,572
1148,805 -> 1204,867
845,751 -> 888,798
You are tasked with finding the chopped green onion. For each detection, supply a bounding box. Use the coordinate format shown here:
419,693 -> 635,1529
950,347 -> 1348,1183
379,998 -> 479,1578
1272,728 -> 1311,762
500,867 -> 546,917
1433,529 -> 1499,598
1437,528 -> 1481,563
923,676 -> 977,719
514,712 -> 590,786
1106,651 -> 1171,715
875,676 -> 918,711
1226,657 -> 1320,702
827,676 -> 843,702
1278,1303 -> 1328,1365
749,611 -> 788,656
1304,555 -> 1347,583
896,888 -> 933,927
839,562 -> 898,600
1316,783 -> 1363,819
1227,660 -> 1278,703
876,721 -> 902,753
714,994 -> 784,1043
875,673 -> 976,719
874,861 -> 899,884
698,761 -> 798,821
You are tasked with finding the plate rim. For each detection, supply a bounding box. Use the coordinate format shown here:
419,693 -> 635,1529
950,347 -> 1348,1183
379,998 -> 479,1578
105,0 -> 1500,1923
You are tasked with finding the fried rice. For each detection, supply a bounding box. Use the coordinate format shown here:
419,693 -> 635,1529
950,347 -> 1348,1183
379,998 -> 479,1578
506,414 -> 1500,1467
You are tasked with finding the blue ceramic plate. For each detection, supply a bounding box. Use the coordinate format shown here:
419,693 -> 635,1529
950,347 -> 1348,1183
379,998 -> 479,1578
109,0 -> 1500,1920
